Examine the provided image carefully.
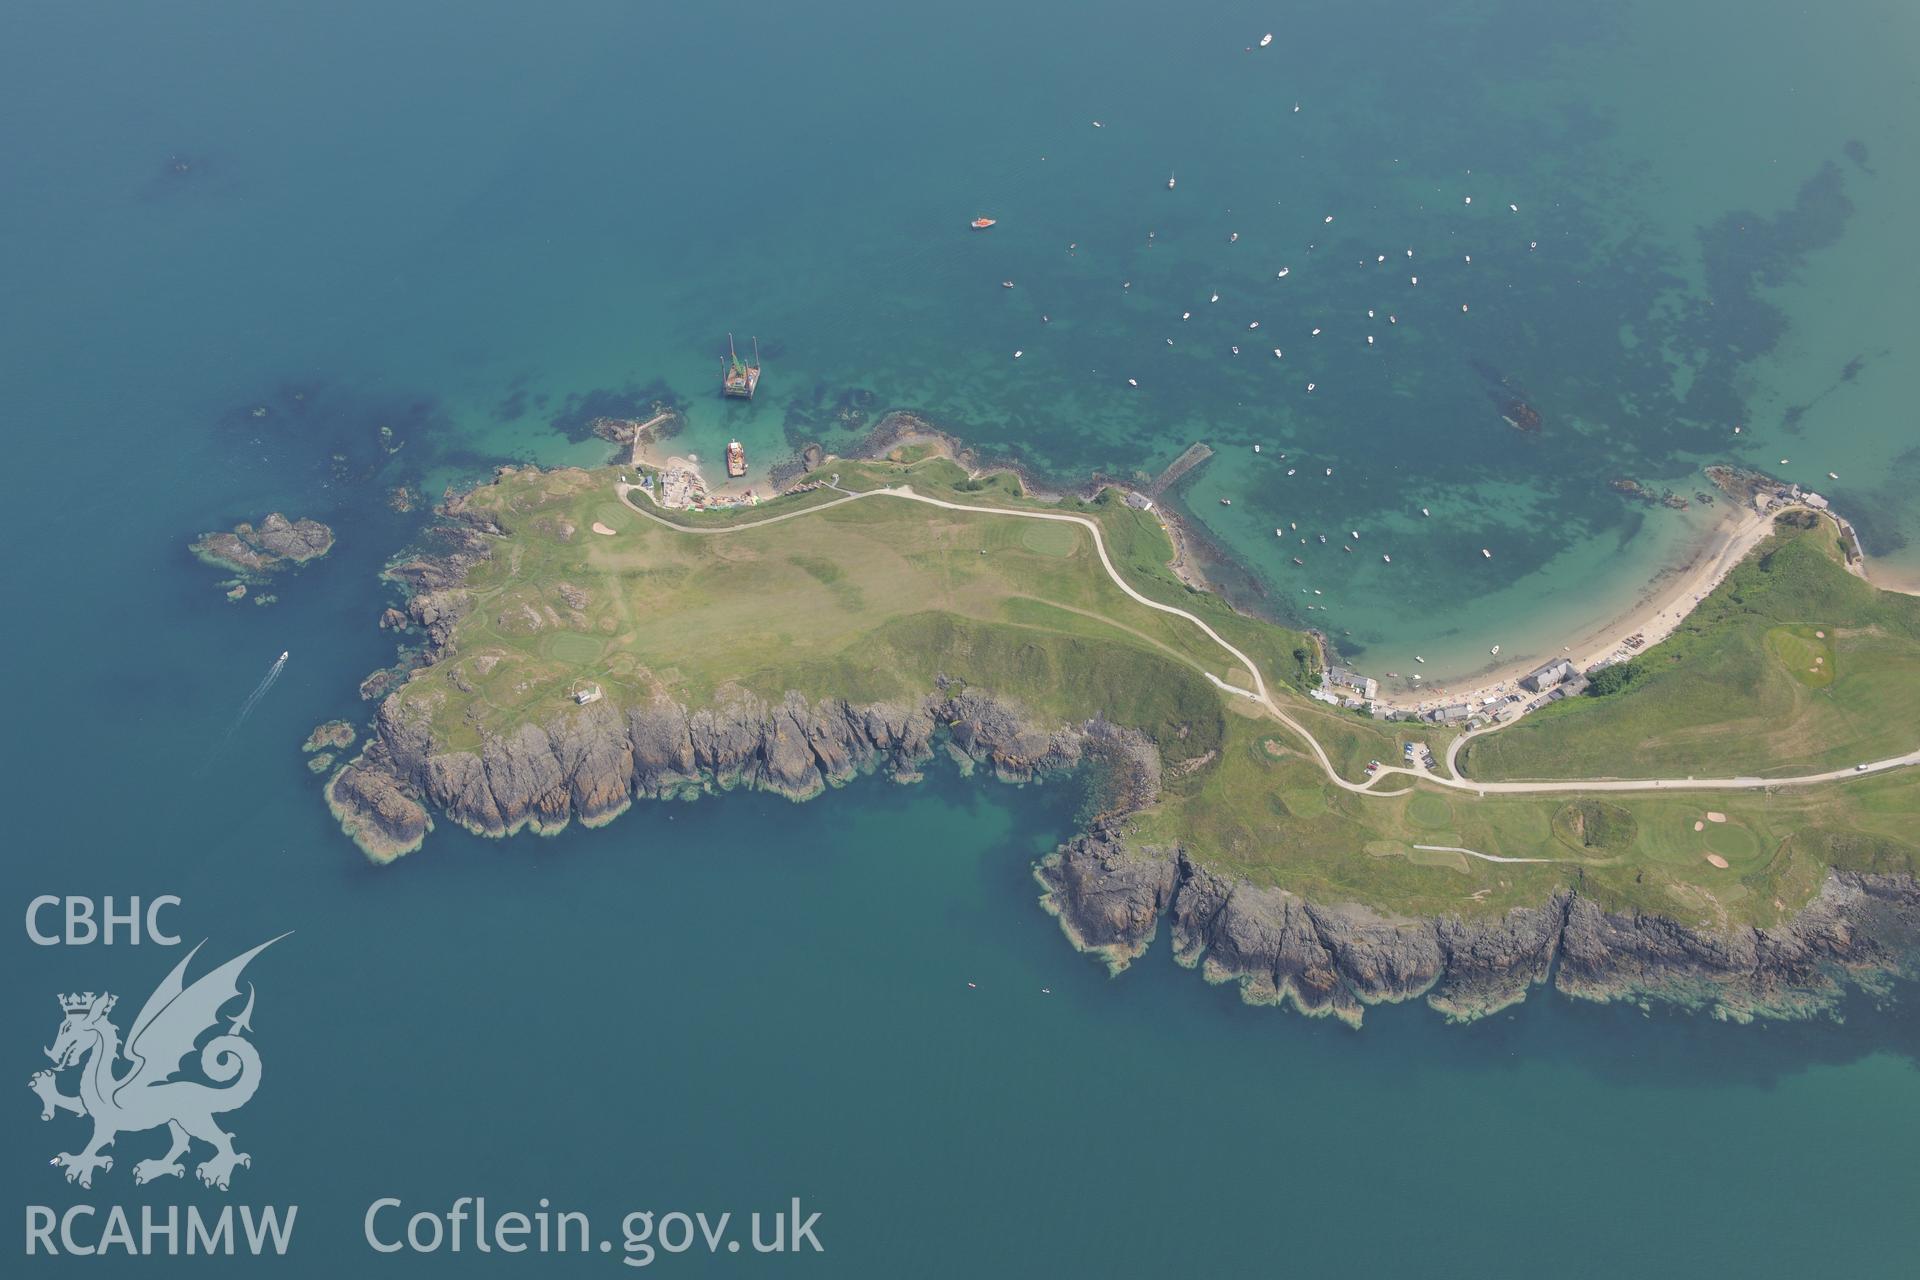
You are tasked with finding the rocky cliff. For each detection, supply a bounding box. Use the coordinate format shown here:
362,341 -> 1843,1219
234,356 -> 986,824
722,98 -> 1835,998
326,685 -> 1112,862
327,472 -> 1920,1027
1035,833 -> 1920,1025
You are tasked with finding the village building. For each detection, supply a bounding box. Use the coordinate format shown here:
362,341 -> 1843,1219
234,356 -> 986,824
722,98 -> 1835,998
1325,664 -> 1379,701
1521,657 -> 1575,692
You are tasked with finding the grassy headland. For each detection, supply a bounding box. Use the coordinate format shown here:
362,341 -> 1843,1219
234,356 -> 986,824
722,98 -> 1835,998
1461,515 -> 1920,780
376,462 -> 1919,929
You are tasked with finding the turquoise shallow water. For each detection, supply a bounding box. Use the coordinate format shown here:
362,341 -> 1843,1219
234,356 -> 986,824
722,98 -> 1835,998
3,1 -> 1919,1274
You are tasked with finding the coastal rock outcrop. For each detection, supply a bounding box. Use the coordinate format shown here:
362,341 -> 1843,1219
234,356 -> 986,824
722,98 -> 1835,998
330,683 -> 1084,858
190,512 -> 334,577
1035,837 -> 1918,1026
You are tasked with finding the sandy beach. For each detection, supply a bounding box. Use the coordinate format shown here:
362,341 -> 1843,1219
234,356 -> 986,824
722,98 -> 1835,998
1368,501 -> 1794,715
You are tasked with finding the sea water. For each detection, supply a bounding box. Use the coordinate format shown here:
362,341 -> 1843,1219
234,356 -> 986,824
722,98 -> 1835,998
2,1 -> 1917,1275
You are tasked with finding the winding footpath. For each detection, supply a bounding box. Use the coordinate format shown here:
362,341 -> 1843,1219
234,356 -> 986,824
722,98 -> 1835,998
615,479 -> 1920,800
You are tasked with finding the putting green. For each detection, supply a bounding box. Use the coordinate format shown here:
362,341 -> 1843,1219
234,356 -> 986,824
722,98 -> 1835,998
546,633 -> 605,664
1019,521 -> 1080,557
1406,792 -> 1454,828
1703,821 -> 1761,861
1764,624 -> 1835,688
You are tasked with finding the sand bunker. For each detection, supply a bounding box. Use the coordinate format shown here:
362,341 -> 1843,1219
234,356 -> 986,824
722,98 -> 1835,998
1705,811 -> 1727,823
1816,630 -> 1827,638
591,522 -> 617,536
1705,854 -> 1730,869
1694,821 -> 1705,832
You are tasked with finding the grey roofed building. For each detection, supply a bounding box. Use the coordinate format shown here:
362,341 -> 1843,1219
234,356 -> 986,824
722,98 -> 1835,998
1521,657 -> 1576,692
1124,491 -> 1155,511
1326,664 -> 1379,701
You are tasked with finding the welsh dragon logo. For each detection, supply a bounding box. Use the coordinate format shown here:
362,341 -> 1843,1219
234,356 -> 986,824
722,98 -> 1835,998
29,936 -> 285,1190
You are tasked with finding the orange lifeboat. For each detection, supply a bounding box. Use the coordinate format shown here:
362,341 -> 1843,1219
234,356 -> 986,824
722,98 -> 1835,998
970,217 -> 996,230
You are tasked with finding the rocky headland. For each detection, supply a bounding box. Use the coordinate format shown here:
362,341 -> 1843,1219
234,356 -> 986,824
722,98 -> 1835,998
323,466 -> 1920,1028
1036,832 -> 1920,1026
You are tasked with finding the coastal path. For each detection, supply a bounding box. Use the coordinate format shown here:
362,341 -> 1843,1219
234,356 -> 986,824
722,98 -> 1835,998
614,479 -> 1920,801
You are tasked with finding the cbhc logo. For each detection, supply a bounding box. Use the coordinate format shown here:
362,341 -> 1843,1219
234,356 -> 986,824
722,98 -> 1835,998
26,897 -> 182,946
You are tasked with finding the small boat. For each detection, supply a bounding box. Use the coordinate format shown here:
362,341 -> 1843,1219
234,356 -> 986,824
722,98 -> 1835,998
1306,383 -> 1316,392
1382,554 -> 1392,563
279,650 -> 290,662
1318,534 -> 1327,544
1272,348 -> 1283,359
1248,321 -> 1260,330
1421,507 -> 1430,517
1253,444 -> 1261,453
1167,172 -> 1176,190
1002,280 -> 1014,289
1277,267 -> 1289,278
1182,311 -> 1191,320
1829,471 -> 1840,480
1481,548 -> 1492,558
1229,232 -> 1239,242
1013,350 -> 1023,358
1127,378 -> 1138,387
1350,531 -> 1360,539
1343,545 -> 1352,553
1287,468 -> 1296,476
1292,557 -> 1305,566
1324,467 -> 1332,476
1415,655 -> 1426,663
1210,293 -> 1220,303
1219,497 -> 1232,506
726,439 -> 747,478
1490,645 -> 1501,655
1231,345 -> 1240,355
1367,335 -> 1374,345
971,217 -> 996,230
1509,203 -> 1519,212
1275,528 -> 1283,537
1260,32 -> 1273,47
1092,120 -> 1103,128
1311,327 -> 1321,336
1313,589 -> 1322,596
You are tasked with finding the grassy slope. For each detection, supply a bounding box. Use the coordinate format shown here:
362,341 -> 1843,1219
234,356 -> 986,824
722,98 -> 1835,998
1134,710 -> 1919,929
1462,517 -> 1920,781
392,463 -> 1312,771
398,465 -> 1920,928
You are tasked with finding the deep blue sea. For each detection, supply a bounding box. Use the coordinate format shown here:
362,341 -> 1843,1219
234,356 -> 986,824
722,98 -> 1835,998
4,1 -> 1918,1275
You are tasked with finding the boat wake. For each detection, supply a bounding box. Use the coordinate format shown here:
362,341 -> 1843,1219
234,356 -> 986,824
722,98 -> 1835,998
224,650 -> 289,741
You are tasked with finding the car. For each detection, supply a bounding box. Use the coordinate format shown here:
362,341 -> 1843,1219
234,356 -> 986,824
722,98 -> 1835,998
1855,762 -> 1870,772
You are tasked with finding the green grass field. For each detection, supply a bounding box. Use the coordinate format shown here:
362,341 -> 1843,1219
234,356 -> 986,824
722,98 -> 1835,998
1461,516 -> 1920,781
394,463 -> 1314,768
394,466 -> 1920,928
